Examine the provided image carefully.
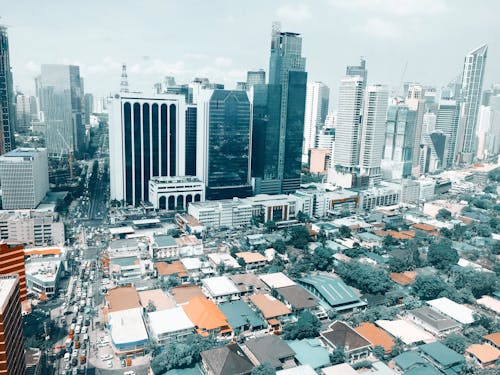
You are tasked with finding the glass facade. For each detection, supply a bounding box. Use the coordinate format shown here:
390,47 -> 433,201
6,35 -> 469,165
185,105 -> 197,176
206,90 -> 252,200
0,26 -> 15,154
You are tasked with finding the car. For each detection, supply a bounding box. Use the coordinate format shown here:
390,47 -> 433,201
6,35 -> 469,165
106,360 -> 113,368
100,354 -> 113,361
71,358 -> 78,367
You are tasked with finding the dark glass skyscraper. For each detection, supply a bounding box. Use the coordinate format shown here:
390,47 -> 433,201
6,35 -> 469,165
185,104 -> 197,176
252,23 -> 307,194
346,57 -> 368,90
198,90 -> 252,200
0,25 -> 15,154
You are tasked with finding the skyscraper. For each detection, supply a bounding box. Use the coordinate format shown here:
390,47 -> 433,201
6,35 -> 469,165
302,81 -> 329,163
381,103 -> 417,180
15,94 -> 31,132
185,104 -> 197,176
38,64 -> 85,156
0,274 -> 25,375
197,89 -> 252,200
436,99 -> 461,167
0,25 -> 15,154
253,23 -> 307,194
406,84 -> 426,176
84,93 -> 94,124
247,69 -> 266,87
346,57 -> 367,90
330,76 -> 364,188
109,93 -> 186,206
0,244 -> 26,302
359,84 -> 389,185
457,44 -> 488,163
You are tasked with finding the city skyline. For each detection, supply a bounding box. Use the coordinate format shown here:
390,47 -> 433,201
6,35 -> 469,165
2,1 -> 499,100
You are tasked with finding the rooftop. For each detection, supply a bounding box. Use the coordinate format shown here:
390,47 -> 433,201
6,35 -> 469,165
418,342 -> 464,367
218,300 -> 265,329
484,332 -> 500,347
389,271 -> 417,286
248,293 -> 291,319
286,338 -> 330,369
171,284 -> 205,304
476,296 -> 500,314
376,319 -> 435,345
321,363 -> 357,375
156,261 -> 188,277
201,344 -> 254,375
0,275 -> 18,313
298,274 -> 366,311
154,234 -> 177,248
259,272 -> 296,289
465,343 -> 500,364
202,276 -> 239,297
427,297 -> 475,324
25,258 -> 60,283
138,289 -> 175,311
276,285 -> 318,310
393,351 -> 427,370
1,148 -> 45,158
229,273 -> 268,294
108,307 -> 148,347
245,335 -> 295,369
176,235 -> 201,246
182,296 -> 230,334
409,306 -> 461,332
105,286 -> 141,312
321,321 -> 371,352
277,364 -> 317,375
148,307 -> 194,335
235,251 -> 267,264
354,322 -> 395,354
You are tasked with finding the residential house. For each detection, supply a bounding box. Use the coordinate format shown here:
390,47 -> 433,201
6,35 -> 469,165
202,276 -> 240,303
418,342 -> 465,375
408,307 -> 461,337
235,252 -> 267,271
320,321 -> 372,362
354,322 -> 394,355
248,293 -> 291,333
147,307 -> 194,344
201,343 -> 254,375
244,335 -> 296,371
229,274 -> 269,296
219,300 -> 266,334
465,343 -> 500,368
182,296 -> 232,338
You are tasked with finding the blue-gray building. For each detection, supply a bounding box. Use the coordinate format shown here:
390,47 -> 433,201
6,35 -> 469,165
0,25 -> 15,154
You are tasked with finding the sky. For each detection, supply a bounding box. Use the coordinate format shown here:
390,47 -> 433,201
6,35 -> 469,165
3,0 -> 499,105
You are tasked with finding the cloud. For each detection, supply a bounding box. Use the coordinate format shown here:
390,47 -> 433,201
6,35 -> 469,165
330,0 -> 448,16
276,3 -> 312,23
24,61 -> 40,73
355,17 -> 400,39
214,56 -> 232,68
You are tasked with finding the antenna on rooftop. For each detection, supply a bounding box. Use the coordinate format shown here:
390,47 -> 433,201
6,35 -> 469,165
120,63 -> 129,93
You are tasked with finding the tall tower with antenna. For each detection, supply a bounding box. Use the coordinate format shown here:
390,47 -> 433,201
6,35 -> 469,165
120,63 -> 129,93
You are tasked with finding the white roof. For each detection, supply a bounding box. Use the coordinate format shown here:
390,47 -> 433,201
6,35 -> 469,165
108,307 -> 148,345
277,365 -> 317,375
109,226 -> 135,235
476,296 -> 500,314
375,319 -> 435,345
202,276 -> 239,297
180,257 -> 202,270
148,307 -> 194,335
259,272 -> 296,289
427,297 -> 475,324
321,363 -> 357,375
207,253 -> 240,269
0,276 -> 17,313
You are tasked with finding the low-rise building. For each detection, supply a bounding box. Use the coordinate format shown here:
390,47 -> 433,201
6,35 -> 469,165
170,284 -> 205,305
248,293 -> 291,332
294,186 -> 358,217
25,257 -> 61,298
484,332 -> 500,350
427,297 -> 475,325
465,343 -> 500,368
235,252 -> 267,270
357,182 -> 401,211
147,307 -> 195,344
182,296 -> 232,338
375,319 -> 435,345
354,322 -> 395,354
418,342 -> 464,375
274,285 -> 319,314
320,321 -> 371,362
151,234 -> 178,259
229,273 -> 269,296
286,338 -> 331,370
219,300 -> 266,333
107,307 -> 148,355
244,335 -> 296,371
202,276 -> 240,303
201,343 -> 254,375
259,272 -> 295,290
176,235 -> 203,257
148,176 -> 204,210
207,253 -> 240,271
188,199 -> 253,228
408,307 -> 461,336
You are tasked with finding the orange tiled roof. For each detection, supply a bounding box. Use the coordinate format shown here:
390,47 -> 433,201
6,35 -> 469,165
466,343 -> 500,364
249,293 -> 291,319
24,248 -> 61,256
374,230 -> 415,240
156,261 -> 187,277
182,296 -> 231,334
105,286 -> 140,312
411,223 -> 438,232
484,332 -> 500,347
236,252 -> 267,264
355,322 -> 395,354
389,271 -> 417,286
171,285 -> 205,304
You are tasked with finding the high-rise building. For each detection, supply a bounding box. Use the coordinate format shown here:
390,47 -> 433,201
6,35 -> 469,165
436,99 -> 461,167
185,104 -> 197,176
487,95 -> 500,157
197,89 -> 252,200
422,112 -> 437,136
0,25 -> 15,154
84,93 -> 94,124
267,23 -> 307,193
359,84 -> 389,185
457,44 -> 488,163
38,64 -> 85,156
302,81 -> 329,163
15,94 -> 31,132
109,93 -> 186,206
247,69 -> 266,87
406,85 -> 426,176
330,76 -> 364,188
346,57 -> 367,90
381,103 -> 417,180
0,245 -> 26,302
0,274 -> 25,375
0,148 -> 49,209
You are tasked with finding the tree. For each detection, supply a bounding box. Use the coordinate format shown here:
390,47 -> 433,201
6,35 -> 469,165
372,345 -> 386,359
237,257 -> 246,267
167,228 -> 182,238
265,220 -> 278,233
312,246 -> 334,271
436,208 -> 452,221
427,241 -> 458,270
338,225 -> 351,238
251,363 -> 275,375
271,239 -> 287,254
444,334 -> 469,354
475,224 -> 491,238
297,211 -> 310,223
335,262 -> 392,295
383,235 -> 399,247
146,301 -> 156,312
288,225 -> 310,249
283,311 -> 321,340
318,229 -> 327,247
483,184 -> 497,194
413,275 -> 450,300
329,347 -> 346,365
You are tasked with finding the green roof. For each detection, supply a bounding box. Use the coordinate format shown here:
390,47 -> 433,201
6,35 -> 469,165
404,364 -> 441,375
109,256 -> 137,267
394,351 -> 427,370
286,339 -> 331,369
154,234 -> 177,247
418,342 -> 464,367
298,274 -> 366,311
218,300 -> 265,330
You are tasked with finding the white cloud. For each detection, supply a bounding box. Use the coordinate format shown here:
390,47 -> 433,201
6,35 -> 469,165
355,17 -> 400,39
214,56 -> 232,68
276,3 -> 312,23
24,61 -> 40,73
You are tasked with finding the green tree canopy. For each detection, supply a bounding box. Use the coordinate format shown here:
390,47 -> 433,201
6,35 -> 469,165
413,275 -> 450,300
288,225 -> 310,249
283,311 -> 321,340
312,246 -> 334,271
427,240 -> 458,270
